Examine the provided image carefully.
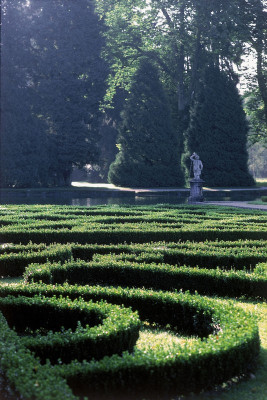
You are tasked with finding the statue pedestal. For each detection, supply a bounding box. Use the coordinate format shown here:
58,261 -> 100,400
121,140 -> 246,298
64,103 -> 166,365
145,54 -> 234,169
188,179 -> 204,203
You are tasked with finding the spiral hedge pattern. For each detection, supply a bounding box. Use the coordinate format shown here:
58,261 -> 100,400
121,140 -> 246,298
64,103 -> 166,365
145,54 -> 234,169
0,204 -> 266,400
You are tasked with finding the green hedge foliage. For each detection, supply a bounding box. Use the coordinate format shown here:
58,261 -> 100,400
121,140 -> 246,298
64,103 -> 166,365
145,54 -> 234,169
1,225 -> 267,244
23,257 -> 267,299
0,295 -> 140,364
0,284 -> 260,399
1,204 -> 267,244
61,290 -> 260,399
0,296 -> 140,363
0,310 -> 76,400
0,242 -> 48,254
1,239 -> 265,280
0,204 -> 265,399
71,241 -> 267,270
0,245 -> 72,277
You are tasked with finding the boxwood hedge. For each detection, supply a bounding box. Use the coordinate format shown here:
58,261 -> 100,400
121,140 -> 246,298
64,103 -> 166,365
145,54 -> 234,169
23,257 -> 267,299
0,204 -> 265,399
1,225 -> 267,244
0,284 -> 260,399
1,204 -> 266,244
0,245 -> 72,277
0,295 -> 140,364
0,310 -> 76,400
2,238 -> 266,284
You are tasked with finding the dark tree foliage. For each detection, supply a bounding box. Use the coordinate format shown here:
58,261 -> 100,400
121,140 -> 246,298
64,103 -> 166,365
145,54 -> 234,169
108,58 -> 184,188
1,1 -> 49,188
183,66 -> 254,187
243,88 -> 267,145
1,0 -> 107,188
95,0 -> 266,181
88,88 -> 128,183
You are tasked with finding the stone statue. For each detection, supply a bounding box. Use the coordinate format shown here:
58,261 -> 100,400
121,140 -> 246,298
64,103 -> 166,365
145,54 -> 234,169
190,152 -> 203,180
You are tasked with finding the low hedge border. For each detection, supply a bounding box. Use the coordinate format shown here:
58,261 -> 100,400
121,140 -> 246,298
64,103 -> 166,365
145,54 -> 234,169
23,257 -> 267,299
90,248 -> 266,271
0,214 -> 212,226
0,203 -> 265,399
71,241 -> 267,270
40,287 -> 262,398
1,204 -> 266,245
254,262 -> 267,274
0,245 -> 72,277
0,295 -> 140,365
0,243 -> 48,254
0,311 -> 76,400
2,216 -> 266,230
0,284 -> 259,399
0,209 -> 243,224
1,226 -> 267,244
1,240 -> 265,278
1,203 -> 266,214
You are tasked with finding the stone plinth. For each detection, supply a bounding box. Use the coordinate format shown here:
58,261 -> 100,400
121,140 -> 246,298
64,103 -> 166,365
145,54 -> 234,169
188,179 -> 204,203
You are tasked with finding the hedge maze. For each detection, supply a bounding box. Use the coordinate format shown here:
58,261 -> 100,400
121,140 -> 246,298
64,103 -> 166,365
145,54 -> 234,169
0,204 -> 266,400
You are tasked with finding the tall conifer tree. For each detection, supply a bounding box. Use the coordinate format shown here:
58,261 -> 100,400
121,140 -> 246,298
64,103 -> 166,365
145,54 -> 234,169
108,58 -> 184,187
1,0 -> 107,187
183,66 -> 254,187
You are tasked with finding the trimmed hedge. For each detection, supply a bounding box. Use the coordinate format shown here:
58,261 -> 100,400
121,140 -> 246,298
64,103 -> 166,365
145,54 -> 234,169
1,204 -> 266,245
1,240 -> 265,278
1,226 -> 267,244
0,295 -> 140,364
62,289 -> 260,399
23,257 -> 267,299
71,240 -> 267,270
0,245 -> 72,277
0,204 -> 265,399
0,243 -> 48,254
0,310 -> 77,400
0,284 -> 260,399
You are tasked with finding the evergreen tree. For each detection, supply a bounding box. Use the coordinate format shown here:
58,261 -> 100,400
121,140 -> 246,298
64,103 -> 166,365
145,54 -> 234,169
1,0 -> 107,188
1,1 -> 49,187
34,0 -> 108,186
108,58 -> 184,187
183,65 -> 254,187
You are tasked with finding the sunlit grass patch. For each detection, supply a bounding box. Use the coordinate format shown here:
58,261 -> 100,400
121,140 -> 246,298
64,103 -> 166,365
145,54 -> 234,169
137,324 -> 198,354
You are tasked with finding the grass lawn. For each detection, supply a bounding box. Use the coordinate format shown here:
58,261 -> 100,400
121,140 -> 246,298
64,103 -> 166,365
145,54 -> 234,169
248,200 -> 267,205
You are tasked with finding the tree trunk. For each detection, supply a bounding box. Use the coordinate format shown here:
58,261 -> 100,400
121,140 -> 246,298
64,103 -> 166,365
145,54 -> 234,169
63,169 -> 72,186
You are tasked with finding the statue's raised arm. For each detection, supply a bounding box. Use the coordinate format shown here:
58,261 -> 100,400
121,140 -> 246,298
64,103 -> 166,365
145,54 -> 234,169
190,152 -> 203,180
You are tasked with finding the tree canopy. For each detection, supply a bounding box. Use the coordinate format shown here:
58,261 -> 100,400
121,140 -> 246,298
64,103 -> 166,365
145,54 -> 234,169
1,0 -> 107,187
108,58 -> 184,187
1,0 -> 266,188
183,65 -> 254,186
95,0 -> 266,111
